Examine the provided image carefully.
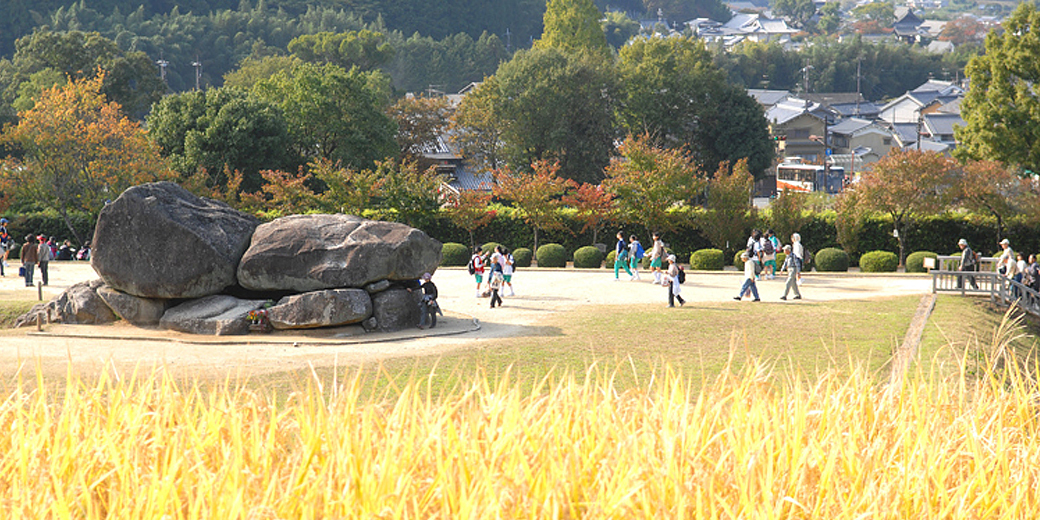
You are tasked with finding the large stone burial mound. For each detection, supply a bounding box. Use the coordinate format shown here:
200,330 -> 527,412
18,182 -> 443,335
91,182 -> 261,299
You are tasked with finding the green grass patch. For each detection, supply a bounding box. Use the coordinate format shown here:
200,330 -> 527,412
916,295 -> 1040,380
0,301 -> 35,329
303,296 -> 922,397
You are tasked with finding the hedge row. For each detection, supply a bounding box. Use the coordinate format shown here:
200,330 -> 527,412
423,206 -> 1040,267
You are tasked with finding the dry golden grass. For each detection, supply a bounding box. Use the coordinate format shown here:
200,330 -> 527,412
2,317 -> 1040,518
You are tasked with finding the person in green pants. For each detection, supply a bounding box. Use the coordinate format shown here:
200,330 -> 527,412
614,231 -> 632,280
628,234 -> 644,281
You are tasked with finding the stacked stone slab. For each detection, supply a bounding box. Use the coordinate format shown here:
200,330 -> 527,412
16,182 -> 443,335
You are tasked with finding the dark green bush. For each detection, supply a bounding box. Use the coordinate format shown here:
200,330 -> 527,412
776,252 -> 787,268
513,248 -> 533,268
605,250 -> 617,266
815,247 -> 850,272
905,251 -> 938,273
859,250 -> 899,272
440,243 -> 469,266
572,246 -> 604,268
535,243 -> 567,268
733,250 -> 749,267
689,249 -> 724,270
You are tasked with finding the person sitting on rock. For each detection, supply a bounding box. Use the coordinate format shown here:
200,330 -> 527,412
416,272 -> 441,329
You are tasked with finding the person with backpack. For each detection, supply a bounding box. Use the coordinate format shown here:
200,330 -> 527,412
957,238 -> 979,290
613,231 -> 633,281
649,232 -> 666,285
779,245 -> 802,301
762,229 -> 780,280
665,254 -> 685,307
628,235 -> 644,281
470,247 -> 487,297
501,247 -> 516,297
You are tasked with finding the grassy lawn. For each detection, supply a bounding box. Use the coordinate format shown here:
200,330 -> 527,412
916,294 -> 1040,380
305,295 -> 923,396
0,300 -> 35,328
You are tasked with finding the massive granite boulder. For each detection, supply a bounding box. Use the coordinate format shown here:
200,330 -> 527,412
91,182 -> 261,299
265,289 -> 372,330
370,288 -> 422,332
14,279 -> 118,327
159,295 -> 267,336
97,286 -> 168,327
237,214 -> 441,292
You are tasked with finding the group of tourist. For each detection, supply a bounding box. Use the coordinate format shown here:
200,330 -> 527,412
735,229 -> 805,303
960,238 -> 1040,297
0,218 -> 93,287
470,246 -> 516,307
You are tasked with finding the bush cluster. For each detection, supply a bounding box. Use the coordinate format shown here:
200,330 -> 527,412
440,243 -> 469,266
513,248 -> 533,268
535,243 -> 567,268
572,246 -> 604,269
689,249 -> 724,271
858,250 -> 899,272
905,251 -> 938,273
815,248 -> 850,272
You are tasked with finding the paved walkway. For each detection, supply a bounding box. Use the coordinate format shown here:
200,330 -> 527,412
0,263 -> 932,378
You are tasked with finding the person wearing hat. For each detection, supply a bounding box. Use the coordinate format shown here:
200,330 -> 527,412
734,251 -> 761,302
36,232 -> 53,285
957,239 -> 979,290
997,238 -> 1016,279
779,244 -> 802,300
415,272 -> 441,329
665,254 -> 685,307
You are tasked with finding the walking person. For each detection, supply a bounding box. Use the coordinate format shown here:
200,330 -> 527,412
791,233 -> 805,283
1014,252 -> 1027,298
957,239 -> 979,290
1027,254 -> 1040,293
20,235 -> 38,287
36,234 -> 53,286
489,268 -> 504,308
649,232 -> 665,285
779,245 -> 802,300
501,247 -> 516,296
613,231 -> 632,280
763,230 -> 780,279
734,251 -> 761,302
470,247 -> 487,297
665,254 -> 685,307
628,235 -> 644,281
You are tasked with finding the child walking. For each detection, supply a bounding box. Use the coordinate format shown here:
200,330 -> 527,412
734,251 -> 761,302
779,245 -> 802,300
665,254 -> 685,307
489,271 -> 504,308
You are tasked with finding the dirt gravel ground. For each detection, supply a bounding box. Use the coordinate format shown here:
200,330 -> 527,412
0,261 -> 932,378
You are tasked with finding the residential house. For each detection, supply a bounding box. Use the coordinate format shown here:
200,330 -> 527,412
920,112 -> 964,149
893,7 -> 925,44
766,97 -> 829,163
802,93 -> 881,121
879,83 -> 963,124
747,89 -> 790,108
692,13 -> 798,47
825,117 -> 895,175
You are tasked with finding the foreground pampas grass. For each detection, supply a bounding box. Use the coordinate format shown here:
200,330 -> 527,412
2,335 -> 1040,518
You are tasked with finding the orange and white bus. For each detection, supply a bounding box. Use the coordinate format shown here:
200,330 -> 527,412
776,162 -> 846,194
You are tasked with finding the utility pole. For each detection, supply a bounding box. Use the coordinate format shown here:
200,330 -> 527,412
505,28 -> 512,52
192,57 -> 203,91
156,55 -> 169,84
855,58 -> 862,117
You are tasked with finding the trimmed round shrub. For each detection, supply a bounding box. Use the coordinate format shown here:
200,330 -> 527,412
859,250 -> 899,272
689,249 -> 724,271
513,247 -> 533,268
733,250 -> 749,267
605,250 -> 617,266
905,251 -> 938,273
536,243 -> 567,268
573,246 -> 604,268
481,242 -> 502,255
815,247 -> 850,272
440,242 -> 469,266
776,252 -> 787,268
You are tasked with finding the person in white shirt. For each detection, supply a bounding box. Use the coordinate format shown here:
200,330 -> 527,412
734,252 -> 761,302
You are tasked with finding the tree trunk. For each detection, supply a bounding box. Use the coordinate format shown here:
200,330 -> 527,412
468,230 -> 475,250
533,227 -> 539,255
896,222 -> 906,267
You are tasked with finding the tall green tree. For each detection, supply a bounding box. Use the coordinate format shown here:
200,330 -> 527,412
619,36 -> 773,178
493,47 -> 618,184
0,29 -> 164,119
699,159 -> 755,256
452,77 -> 507,174
0,75 -> 172,242
536,0 -> 610,57
146,87 -> 293,193
771,0 -> 816,28
644,0 -> 731,24
288,30 -> 396,71
602,11 -> 640,50
252,62 -> 397,170
955,3 -> 1040,175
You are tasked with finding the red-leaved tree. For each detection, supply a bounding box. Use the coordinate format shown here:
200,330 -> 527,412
563,182 -> 615,245
443,189 -> 496,248
494,160 -> 574,251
